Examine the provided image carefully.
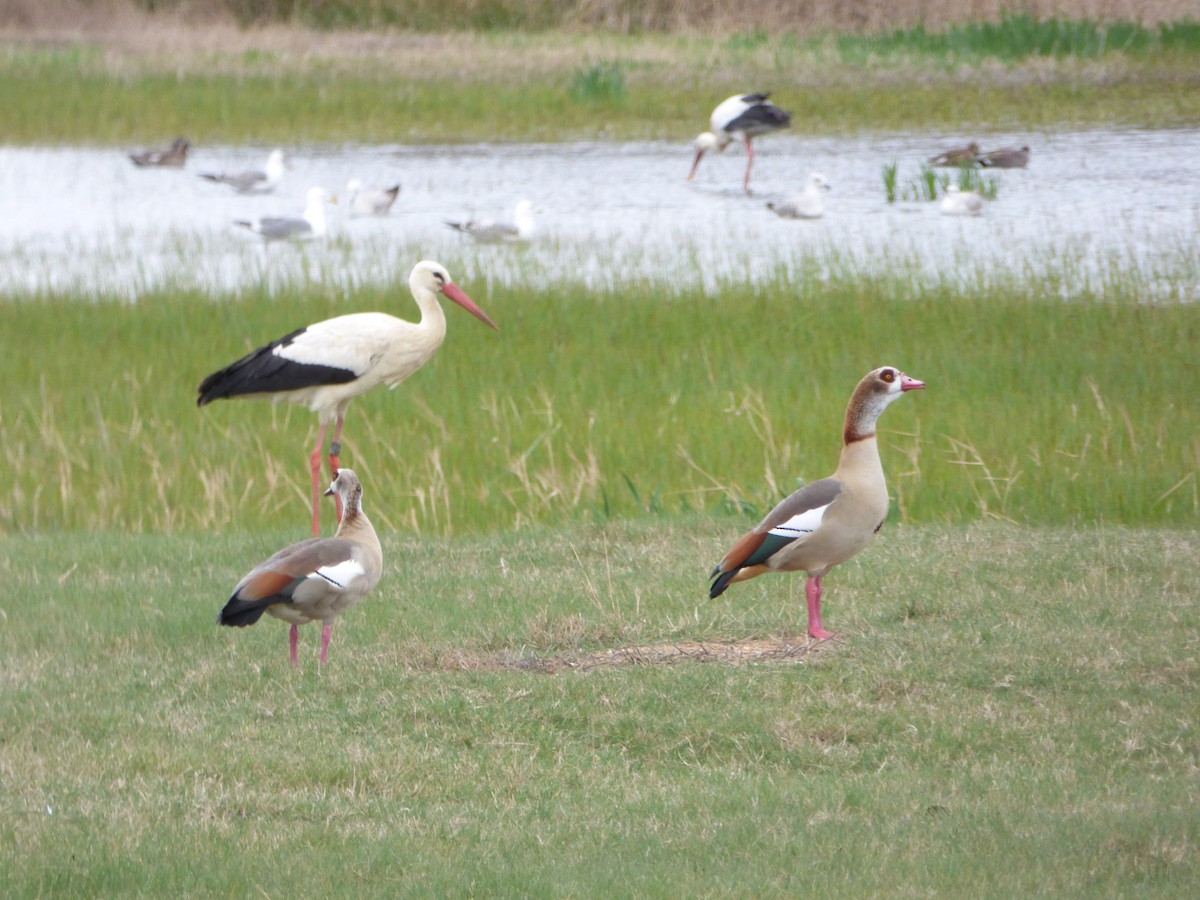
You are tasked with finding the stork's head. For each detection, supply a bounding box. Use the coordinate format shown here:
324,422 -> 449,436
686,132 -> 730,181
410,261 -> 499,331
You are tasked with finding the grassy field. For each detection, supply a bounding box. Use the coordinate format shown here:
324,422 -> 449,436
0,272 -> 1196,535
2,7 -> 1198,894
1,521 -> 1196,895
3,14 -> 1200,143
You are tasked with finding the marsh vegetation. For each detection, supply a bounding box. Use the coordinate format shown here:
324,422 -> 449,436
2,5 -> 1198,896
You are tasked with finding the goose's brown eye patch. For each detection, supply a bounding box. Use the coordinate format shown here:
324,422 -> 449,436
881,369 -> 895,383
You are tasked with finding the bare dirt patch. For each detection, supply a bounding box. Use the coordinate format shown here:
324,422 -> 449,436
421,635 -> 836,674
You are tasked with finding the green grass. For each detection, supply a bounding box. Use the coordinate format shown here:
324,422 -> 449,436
0,273 -> 1196,536
834,15 -> 1200,64
3,25 -> 1200,144
1,521 -> 1196,895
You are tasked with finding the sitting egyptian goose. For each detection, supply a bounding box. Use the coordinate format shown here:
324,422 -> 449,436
217,469 -> 383,666
929,142 -> 980,167
709,367 -> 925,640
979,145 -> 1030,169
129,137 -> 189,168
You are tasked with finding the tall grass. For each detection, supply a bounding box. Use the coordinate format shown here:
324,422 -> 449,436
0,272 -> 1195,536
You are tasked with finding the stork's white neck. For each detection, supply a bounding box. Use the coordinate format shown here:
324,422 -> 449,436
409,283 -> 449,344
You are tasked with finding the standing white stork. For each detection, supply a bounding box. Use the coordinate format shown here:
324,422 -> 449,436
687,93 -> 792,192
197,260 -> 499,537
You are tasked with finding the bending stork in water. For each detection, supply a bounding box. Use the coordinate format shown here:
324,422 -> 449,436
687,93 -> 791,192
197,260 -> 499,536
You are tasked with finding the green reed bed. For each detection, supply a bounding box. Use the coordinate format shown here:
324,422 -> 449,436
1,520 -> 1196,895
1,271 -> 1194,536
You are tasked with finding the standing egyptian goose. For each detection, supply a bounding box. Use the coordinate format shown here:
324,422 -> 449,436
709,367 -> 925,640
217,469 -> 382,666
197,260 -> 498,537
687,93 -> 791,192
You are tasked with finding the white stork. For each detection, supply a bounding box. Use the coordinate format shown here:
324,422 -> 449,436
197,260 -> 498,536
687,93 -> 792,192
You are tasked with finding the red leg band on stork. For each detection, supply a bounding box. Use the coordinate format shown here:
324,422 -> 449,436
328,442 -> 343,522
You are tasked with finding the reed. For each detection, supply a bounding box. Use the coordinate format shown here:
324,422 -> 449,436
0,270 -> 1194,536
881,159 -> 899,202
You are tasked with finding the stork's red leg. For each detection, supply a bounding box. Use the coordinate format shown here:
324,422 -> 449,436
806,575 -> 834,641
319,623 -> 333,665
742,137 -> 755,192
328,415 -> 345,522
308,422 -> 330,537
289,623 -> 300,667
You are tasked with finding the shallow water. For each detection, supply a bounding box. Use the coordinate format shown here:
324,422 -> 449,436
1,128 -> 1197,299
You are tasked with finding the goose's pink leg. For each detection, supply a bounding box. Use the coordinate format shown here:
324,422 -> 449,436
289,624 -> 300,667
328,415 -> 345,523
308,422 -> 331,537
806,575 -> 835,640
319,624 -> 333,665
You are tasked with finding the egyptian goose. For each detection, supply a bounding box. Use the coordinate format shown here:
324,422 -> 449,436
217,469 -> 383,666
129,137 -> 189,168
940,185 -> 983,217
979,145 -> 1030,169
767,172 -> 831,219
346,179 -> 401,217
445,199 -> 536,243
709,366 -> 925,640
235,186 -> 335,241
197,260 -> 498,537
200,148 -> 285,194
687,93 -> 792,192
929,142 -> 981,167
